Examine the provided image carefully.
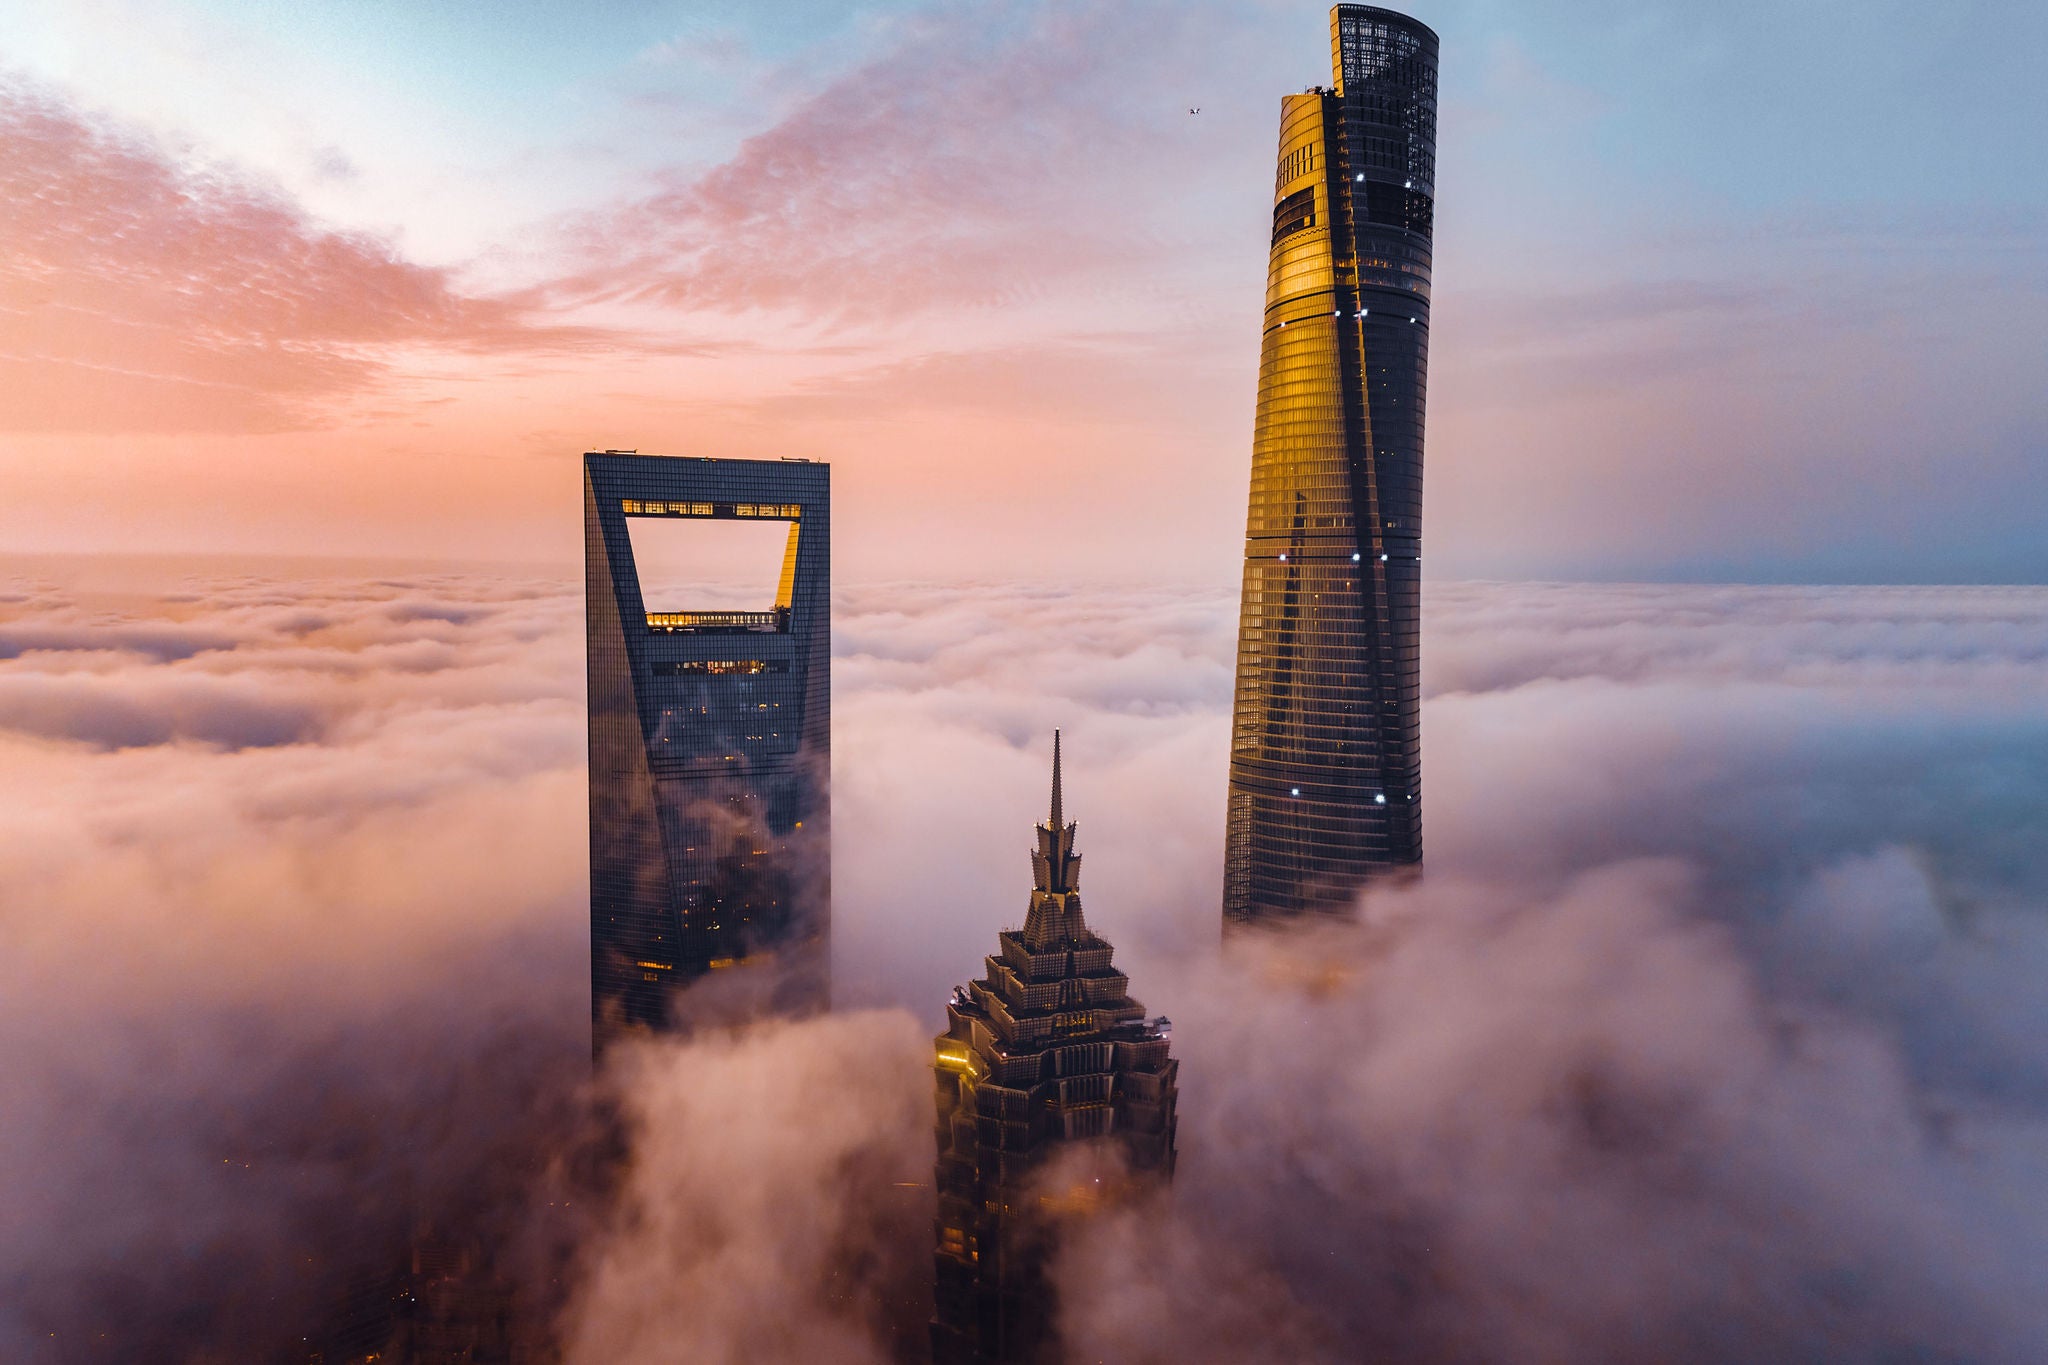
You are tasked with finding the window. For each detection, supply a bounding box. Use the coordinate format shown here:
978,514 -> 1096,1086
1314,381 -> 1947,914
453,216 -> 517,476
1272,187 -> 1316,245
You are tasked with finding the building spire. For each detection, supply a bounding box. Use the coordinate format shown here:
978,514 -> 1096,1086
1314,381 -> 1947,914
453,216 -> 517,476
1050,728 -> 1064,831
1030,730 -> 1083,906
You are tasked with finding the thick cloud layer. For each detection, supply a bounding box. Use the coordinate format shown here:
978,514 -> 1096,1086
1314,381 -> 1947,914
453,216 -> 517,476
3,559 -> 2046,1362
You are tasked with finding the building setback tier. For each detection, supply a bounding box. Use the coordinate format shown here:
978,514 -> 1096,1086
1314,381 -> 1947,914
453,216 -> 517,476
932,734 -> 1178,1364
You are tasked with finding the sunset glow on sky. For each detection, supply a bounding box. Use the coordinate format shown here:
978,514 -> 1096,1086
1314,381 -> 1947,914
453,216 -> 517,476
5,0 -> 2043,583
7,6 -> 2048,1358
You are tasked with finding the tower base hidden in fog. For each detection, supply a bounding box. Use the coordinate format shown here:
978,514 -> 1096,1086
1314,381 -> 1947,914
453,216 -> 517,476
930,734 -> 1179,1364
584,452 -> 830,1052
1222,5 -> 1439,925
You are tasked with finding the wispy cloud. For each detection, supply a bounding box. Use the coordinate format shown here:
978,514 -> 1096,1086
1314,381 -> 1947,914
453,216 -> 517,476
553,1 -> 1256,322
0,79 -> 602,434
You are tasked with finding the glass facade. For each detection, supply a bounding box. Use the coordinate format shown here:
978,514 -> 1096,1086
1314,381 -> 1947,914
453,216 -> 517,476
931,736 -> 1178,1363
1224,6 -> 1438,924
584,452 -> 830,1053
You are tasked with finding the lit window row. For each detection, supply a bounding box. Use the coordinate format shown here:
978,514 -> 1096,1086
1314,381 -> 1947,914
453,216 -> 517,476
652,659 -> 790,676
621,499 -> 804,519
623,498 -> 714,515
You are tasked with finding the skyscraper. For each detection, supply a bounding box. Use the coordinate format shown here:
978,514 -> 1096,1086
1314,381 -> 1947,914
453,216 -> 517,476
1223,5 -> 1439,925
584,452 -> 829,1052
931,735 -> 1179,1364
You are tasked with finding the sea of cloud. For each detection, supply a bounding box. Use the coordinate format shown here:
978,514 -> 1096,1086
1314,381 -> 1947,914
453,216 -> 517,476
3,558 -> 2046,1362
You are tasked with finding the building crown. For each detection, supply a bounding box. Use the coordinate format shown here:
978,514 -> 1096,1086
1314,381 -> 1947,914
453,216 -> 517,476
1023,730 -> 1091,949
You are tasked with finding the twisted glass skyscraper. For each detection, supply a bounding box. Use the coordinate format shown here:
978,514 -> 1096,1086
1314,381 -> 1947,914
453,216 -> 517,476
1223,6 -> 1438,924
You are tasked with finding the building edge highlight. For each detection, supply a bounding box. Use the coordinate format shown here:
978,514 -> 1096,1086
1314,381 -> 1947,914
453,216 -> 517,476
1222,5 -> 1438,925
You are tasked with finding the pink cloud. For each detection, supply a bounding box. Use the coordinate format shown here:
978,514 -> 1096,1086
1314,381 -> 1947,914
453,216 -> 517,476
9,561 -> 2048,1359
556,2 -> 1239,320
0,79 -> 590,434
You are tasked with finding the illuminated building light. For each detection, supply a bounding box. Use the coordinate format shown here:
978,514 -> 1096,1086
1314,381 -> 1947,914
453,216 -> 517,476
643,608 -> 790,633
651,659 -> 788,676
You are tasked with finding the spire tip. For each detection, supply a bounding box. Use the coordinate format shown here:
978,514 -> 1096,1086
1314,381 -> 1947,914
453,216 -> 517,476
1050,729 -> 1064,829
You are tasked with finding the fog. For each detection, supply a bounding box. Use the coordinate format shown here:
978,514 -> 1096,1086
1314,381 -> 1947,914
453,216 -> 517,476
3,558 -> 2046,1361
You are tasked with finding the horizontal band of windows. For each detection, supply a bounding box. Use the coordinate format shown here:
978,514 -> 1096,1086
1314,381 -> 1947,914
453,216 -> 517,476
1229,752 -> 1406,772
1238,834 -> 1420,860
1229,717 -> 1395,734
1232,861 -> 1417,889
1233,637 -> 1392,655
1228,768 -> 1414,797
646,609 -> 789,634
622,499 -> 803,519
1231,651 -> 1398,668
1233,750 -> 1421,770
1225,797 -> 1411,827
1230,705 -> 1397,723
1237,675 -> 1416,695
1230,748 -> 1416,768
651,659 -> 790,676
1233,820 -> 1413,843
1230,662 -> 1393,679
1233,614 -> 1402,631
1232,827 -> 1419,852
1243,472 -> 1356,486
1229,681 -> 1400,697
1261,728 -> 1416,746
1229,695 -> 1392,713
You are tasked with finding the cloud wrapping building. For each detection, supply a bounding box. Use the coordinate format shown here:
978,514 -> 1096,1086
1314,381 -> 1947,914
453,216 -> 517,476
584,452 -> 830,1050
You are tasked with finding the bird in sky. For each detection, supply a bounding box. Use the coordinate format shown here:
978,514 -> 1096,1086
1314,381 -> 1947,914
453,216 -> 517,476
1189,106 -> 1201,114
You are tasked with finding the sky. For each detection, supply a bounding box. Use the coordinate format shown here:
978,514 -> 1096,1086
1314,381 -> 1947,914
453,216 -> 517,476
3,0 -> 2045,583
5,4 -> 2048,1359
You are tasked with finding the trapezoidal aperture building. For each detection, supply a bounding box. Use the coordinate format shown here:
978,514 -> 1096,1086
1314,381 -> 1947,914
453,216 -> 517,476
1223,5 -> 1439,925
584,452 -> 829,1052
931,734 -> 1178,1364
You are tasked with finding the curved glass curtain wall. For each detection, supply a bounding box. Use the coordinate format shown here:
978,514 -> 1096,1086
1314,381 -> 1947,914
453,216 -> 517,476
1224,5 -> 1437,924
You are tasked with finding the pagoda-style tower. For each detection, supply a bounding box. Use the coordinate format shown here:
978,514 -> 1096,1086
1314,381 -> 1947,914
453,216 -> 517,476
930,734 -> 1179,1364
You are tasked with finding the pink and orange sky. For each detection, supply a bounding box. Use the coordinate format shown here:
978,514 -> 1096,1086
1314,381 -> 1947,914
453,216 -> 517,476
3,0 -> 2044,583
